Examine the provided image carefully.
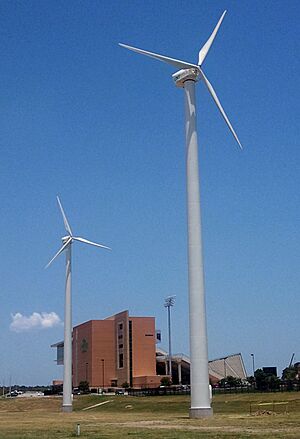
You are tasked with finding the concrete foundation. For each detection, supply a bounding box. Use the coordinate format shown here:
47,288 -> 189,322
62,405 -> 72,413
189,407 -> 213,418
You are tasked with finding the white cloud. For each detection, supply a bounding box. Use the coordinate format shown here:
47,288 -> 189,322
10,312 -> 62,333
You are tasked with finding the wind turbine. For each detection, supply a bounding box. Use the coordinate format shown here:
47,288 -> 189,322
46,196 -> 110,412
119,10 -> 242,418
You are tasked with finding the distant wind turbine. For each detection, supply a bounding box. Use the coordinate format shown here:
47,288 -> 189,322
119,10 -> 242,418
46,196 -> 111,412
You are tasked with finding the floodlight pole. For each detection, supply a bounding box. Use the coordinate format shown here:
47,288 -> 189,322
164,296 -> 175,381
8,376 -> 11,397
167,305 -> 172,378
62,241 -> 72,412
179,75 -> 212,418
250,353 -> 255,376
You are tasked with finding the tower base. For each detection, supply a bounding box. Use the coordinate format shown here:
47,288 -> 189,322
189,407 -> 213,418
62,404 -> 72,413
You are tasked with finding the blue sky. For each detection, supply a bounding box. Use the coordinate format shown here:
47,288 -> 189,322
0,0 -> 299,385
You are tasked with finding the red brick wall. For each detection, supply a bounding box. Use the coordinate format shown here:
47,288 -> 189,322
130,317 -> 156,377
72,321 -> 92,387
73,320 -> 116,387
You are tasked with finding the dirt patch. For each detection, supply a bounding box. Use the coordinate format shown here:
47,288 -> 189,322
108,419 -> 300,435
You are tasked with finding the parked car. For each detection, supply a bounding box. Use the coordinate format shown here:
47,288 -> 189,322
6,391 -> 18,398
73,388 -> 81,395
179,385 -> 190,390
115,388 -> 125,395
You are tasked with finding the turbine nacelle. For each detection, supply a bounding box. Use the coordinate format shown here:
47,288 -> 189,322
172,68 -> 200,88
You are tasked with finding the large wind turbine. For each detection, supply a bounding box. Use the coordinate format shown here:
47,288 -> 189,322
120,10 -> 242,418
46,196 -> 110,412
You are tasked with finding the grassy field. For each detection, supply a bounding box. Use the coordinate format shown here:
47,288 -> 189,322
0,392 -> 299,438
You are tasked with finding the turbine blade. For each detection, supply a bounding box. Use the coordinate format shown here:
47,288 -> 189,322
45,238 -> 72,269
199,68 -> 242,149
73,236 -> 111,250
119,43 -> 198,70
56,196 -> 73,236
198,10 -> 227,66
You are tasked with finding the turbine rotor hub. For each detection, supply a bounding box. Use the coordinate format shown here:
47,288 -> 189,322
62,236 -> 71,244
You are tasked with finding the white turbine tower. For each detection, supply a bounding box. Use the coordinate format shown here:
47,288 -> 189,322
119,10 -> 242,418
46,196 -> 111,412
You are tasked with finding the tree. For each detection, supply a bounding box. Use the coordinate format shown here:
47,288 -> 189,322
254,369 -> 268,391
254,369 -> 280,391
282,366 -> 297,381
227,376 -> 242,387
282,366 -> 297,391
247,376 -> 255,386
160,376 -> 171,387
219,376 -> 242,388
267,374 -> 280,390
121,381 -> 130,389
78,381 -> 89,393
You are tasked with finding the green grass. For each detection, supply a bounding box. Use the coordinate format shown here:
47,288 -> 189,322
0,392 -> 299,438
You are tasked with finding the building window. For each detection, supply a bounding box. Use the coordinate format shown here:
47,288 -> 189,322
81,338 -> 88,353
119,353 -> 124,368
57,345 -> 64,365
117,321 -> 124,369
156,330 -> 161,343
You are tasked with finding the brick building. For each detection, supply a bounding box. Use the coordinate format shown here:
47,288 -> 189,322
52,310 -> 161,389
